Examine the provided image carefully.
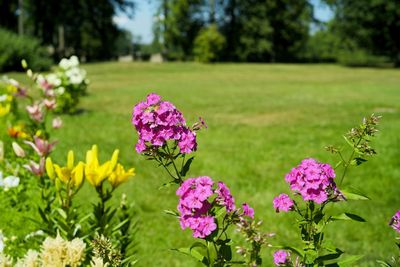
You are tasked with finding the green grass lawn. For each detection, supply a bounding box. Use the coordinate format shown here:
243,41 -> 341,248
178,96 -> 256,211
2,62 -> 400,266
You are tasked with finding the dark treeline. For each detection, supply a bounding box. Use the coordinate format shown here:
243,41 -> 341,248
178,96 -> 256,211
1,0 -> 399,66
0,0 -> 134,62
151,0 -> 400,66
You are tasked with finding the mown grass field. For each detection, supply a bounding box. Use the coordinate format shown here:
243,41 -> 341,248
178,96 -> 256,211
2,62 -> 400,266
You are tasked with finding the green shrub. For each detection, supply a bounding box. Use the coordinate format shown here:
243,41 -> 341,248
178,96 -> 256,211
337,49 -> 390,67
0,28 -> 52,72
193,25 -> 226,63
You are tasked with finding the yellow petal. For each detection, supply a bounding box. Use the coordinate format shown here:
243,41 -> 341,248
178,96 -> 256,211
67,150 -> 74,170
110,149 -> 119,171
54,165 -> 70,184
72,162 -> 84,188
46,157 -> 55,180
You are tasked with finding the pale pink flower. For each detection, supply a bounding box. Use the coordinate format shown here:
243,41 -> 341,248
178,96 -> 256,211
26,104 -> 43,122
52,117 -> 63,129
24,136 -> 57,157
43,99 -> 57,110
24,158 -> 45,176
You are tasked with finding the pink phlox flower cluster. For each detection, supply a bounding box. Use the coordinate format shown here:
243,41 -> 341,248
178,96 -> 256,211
132,93 -> 197,154
177,177 -> 237,238
273,194 -> 294,213
285,158 -> 337,204
273,250 -> 290,266
177,176 -> 216,238
389,210 -> 400,233
241,203 -> 254,218
215,181 -> 236,212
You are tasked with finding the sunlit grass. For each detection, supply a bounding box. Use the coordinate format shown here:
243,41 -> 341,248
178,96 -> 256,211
2,62 -> 400,266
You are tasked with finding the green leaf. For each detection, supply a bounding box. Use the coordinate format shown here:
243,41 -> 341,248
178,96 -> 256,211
173,246 -> 208,266
304,250 -> 318,264
343,135 -> 354,148
207,241 -> 217,265
163,209 -> 180,217
219,244 -> 232,261
56,208 -> 67,219
352,157 -> 367,165
214,206 -> 226,219
376,260 -> 392,267
341,188 -> 370,201
316,250 -> 343,263
281,246 -> 304,257
180,156 -> 194,177
336,255 -> 364,266
330,213 -> 366,222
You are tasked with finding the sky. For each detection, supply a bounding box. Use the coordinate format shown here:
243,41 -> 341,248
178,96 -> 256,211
114,0 -> 334,44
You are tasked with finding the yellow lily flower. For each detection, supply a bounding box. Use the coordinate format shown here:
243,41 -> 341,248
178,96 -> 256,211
46,151 -> 85,188
8,124 -> 30,139
0,103 -> 10,117
108,163 -> 135,188
6,84 -> 17,94
85,145 -> 119,187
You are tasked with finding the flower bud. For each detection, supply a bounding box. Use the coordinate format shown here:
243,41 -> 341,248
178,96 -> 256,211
0,141 -> 4,161
12,142 -> 25,157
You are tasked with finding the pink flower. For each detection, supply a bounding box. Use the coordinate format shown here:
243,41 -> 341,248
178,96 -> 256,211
26,104 -> 43,122
52,117 -> 63,129
192,216 -> 217,238
273,250 -> 290,266
389,210 -> 400,233
273,194 -> 294,213
44,99 -> 57,110
24,136 -> 57,157
146,93 -> 161,105
215,181 -> 236,212
241,203 -> 254,218
176,176 -> 237,239
285,158 -> 337,204
24,158 -> 45,176
132,93 -> 197,154
38,77 -> 53,91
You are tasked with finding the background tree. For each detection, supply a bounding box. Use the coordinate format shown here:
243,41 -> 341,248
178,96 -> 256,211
326,0 -> 400,66
0,0 -> 18,32
163,0 -> 205,60
265,0 -> 313,62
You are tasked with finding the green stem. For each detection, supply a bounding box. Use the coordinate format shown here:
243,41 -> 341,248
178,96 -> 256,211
339,130 -> 366,185
206,240 -> 212,267
165,145 -> 183,183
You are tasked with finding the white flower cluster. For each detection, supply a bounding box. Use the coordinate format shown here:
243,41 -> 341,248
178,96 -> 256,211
0,171 -> 19,191
36,55 -> 89,97
59,56 -> 88,85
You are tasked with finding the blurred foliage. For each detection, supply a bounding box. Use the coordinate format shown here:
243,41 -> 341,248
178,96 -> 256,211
0,0 -> 134,64
0,27 -> 52,72
193,24 -> 226,63
324,0 -> 400,66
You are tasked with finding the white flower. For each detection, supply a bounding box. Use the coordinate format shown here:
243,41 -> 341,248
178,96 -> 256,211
59,55 -> 80,70
66,67 -> 85,84
0,95 -> 7,102
55,87 -> 65,95
8,78 -> 19,87
46,74 -> 61,87
0,172 -> 20,191
59,58 -> 70,70
0,231 -> 4,253
69,56 -> 80,68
